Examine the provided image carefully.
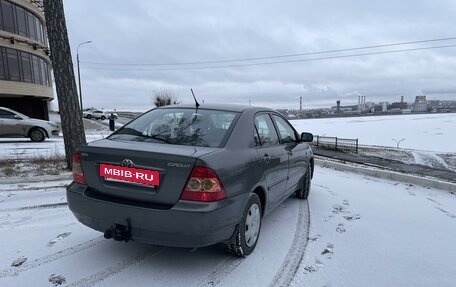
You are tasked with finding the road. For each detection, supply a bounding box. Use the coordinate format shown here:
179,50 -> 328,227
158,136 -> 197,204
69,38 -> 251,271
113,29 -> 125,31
0,178 -> 309,287
82,116 -> 132,130
1,165 -> 455,286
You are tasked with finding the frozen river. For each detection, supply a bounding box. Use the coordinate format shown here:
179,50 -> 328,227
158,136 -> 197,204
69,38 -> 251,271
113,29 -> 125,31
291,113 -> 456,153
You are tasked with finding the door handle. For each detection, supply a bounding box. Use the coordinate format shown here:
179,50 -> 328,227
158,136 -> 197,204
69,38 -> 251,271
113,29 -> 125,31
263,153 -> 271,163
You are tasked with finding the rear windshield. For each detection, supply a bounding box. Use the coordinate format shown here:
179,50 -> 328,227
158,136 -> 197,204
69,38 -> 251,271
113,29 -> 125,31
109,108 -> 239,147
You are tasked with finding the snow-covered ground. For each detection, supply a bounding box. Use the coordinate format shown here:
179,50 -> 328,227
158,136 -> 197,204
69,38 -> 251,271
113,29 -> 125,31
0,133 -> 107,161
0,116 -> 127,162
291,113 -> 456,171
0,113 -> 455,286
291,113 -> 456,153
293,166 -> 456,287
0,166 -> 454,287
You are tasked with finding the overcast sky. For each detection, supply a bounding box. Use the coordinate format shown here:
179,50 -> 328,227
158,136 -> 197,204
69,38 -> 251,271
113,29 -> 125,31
60,0 -> 456,111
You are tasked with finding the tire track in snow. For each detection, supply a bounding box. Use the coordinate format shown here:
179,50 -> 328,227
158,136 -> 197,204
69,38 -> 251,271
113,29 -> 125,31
268,200 -> 310,287
0,202 -> 67,213
0,183 -> 68,192
196,200 -> 310,287
0,236 -> 104,278
195,256 -> 243,287
65,245 -> 165,287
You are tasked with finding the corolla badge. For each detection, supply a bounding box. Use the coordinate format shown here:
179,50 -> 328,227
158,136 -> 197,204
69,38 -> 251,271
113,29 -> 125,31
167,162 -> 191,168
121,159 -> 134,167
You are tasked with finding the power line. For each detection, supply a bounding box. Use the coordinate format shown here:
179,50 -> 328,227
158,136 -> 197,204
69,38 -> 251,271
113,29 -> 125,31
81,44 -> 456,71
80,37 -> 456,67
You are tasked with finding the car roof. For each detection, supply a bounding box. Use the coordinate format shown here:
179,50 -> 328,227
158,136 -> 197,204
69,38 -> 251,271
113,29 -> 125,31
0,106 -> 18,113
157,103 -> 273,113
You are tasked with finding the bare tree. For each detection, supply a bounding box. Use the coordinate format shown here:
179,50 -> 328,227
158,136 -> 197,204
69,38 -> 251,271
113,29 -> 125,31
43,0 -> 86,169
153,89 -> 179,107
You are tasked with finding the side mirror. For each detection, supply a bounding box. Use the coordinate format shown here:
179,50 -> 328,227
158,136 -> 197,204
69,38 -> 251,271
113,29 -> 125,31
14,115 -> 23,120
300,132 -> 313,143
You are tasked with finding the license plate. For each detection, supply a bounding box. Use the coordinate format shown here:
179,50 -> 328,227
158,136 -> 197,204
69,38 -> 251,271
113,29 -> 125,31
99,163 -> 160,186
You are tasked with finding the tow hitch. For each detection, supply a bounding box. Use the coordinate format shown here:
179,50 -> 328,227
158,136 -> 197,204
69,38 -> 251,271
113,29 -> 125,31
104,219 -> 132,242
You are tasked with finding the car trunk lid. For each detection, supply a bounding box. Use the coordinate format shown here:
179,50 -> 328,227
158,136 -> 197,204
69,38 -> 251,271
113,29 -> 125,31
78,139 -> 218,206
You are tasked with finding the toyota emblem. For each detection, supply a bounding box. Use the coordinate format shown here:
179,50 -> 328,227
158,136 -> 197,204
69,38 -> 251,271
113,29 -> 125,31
121,159 -> 134,167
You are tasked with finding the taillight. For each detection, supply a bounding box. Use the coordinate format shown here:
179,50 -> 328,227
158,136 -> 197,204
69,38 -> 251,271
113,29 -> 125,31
73,152 -> 86,184
180,166 -> 227,202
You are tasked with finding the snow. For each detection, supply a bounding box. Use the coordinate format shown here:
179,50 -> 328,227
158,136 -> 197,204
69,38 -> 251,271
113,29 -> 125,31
1,166 -> 455,286
291,113 -> 456,153
0,133 -> 107,160
1,114 -> 455,286
290,166 -> 456,287
411,150 -> 450,169
0,116 -> 127,161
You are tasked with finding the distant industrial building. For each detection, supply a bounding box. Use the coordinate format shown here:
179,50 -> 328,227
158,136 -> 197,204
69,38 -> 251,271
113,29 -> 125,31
281,94 -> 455,120
413,96 -> 428,113
389,96 -> 408,110
0,0 -> 53,120
358,96 -> 366,112
428,100 -> 441,111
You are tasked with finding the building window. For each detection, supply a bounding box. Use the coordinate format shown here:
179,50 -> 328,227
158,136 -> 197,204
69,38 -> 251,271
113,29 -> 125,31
7,48 -> 20,81
0,47 -> 50,86
39,58 -> 47,85
0,0 -> 46,44
15,6 -> 27,37
26,11 -> 36,40
32,54 -> 40,84
21,51 -> 32,83
1,0 -> 15,33
0,49 -> 6,80
35,17 -> 43,43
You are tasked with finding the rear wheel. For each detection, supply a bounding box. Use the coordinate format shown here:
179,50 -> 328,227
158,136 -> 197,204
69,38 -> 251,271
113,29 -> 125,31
100,116 -> 106,120
226,193 -> 262,257
86,114 -> 92,119
29,128 -> 46,142
296,163 -> 311,199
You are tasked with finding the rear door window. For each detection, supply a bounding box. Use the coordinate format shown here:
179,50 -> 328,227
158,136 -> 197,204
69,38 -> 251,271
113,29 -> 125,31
254,114 -> 279,147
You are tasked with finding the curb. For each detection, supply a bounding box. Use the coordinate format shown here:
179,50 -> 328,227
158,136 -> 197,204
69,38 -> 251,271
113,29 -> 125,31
0,173 -> 72,185
316,158 -> 456,193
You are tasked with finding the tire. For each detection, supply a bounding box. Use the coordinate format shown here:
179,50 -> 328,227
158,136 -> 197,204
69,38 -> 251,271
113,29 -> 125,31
86,114 -> 92,119
29,128 -> 46,142
226,193 -> 262,257
296,163 -> 312,199
100,116 -> 106,120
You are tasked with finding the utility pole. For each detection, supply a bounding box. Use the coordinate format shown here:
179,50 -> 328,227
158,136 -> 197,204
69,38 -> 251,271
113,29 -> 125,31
43,0 -> 86,169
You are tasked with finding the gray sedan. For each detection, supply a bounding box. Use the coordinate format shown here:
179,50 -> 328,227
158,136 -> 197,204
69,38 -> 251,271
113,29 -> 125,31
67,104 -> 314,256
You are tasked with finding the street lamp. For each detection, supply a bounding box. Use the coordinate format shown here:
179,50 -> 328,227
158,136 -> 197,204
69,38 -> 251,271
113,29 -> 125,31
77,40 -> 92,114
392,138 -> 406,148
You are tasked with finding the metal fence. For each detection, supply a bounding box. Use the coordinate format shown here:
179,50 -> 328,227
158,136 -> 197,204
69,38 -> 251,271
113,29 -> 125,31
312,135 -> 359,153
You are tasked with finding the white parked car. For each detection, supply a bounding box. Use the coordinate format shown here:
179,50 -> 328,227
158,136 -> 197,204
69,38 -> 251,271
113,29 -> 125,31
0,107 -> 60,142
83,109 -> 107,120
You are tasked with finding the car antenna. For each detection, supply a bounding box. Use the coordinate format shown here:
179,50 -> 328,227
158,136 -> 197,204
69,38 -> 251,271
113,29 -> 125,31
191,89 -> 200,109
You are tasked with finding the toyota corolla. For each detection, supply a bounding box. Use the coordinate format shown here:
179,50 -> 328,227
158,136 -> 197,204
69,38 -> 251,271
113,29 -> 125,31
67,104 -> 314,256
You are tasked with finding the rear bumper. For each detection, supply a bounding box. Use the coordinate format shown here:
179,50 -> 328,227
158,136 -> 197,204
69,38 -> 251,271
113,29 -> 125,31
66,182 -> 248,248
